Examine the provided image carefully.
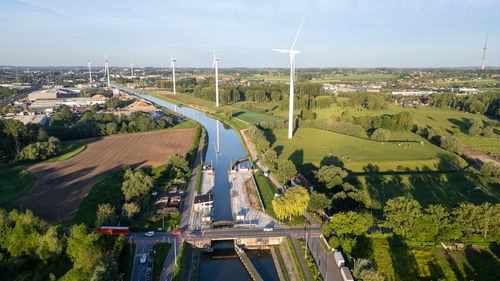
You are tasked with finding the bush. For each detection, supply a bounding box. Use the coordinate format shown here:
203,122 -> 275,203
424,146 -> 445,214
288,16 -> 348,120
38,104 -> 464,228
440,136 -> 461,154
370,128 -> 390,141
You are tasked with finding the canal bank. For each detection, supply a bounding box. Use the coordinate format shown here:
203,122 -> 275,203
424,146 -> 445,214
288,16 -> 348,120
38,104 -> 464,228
114,85 -> 280,281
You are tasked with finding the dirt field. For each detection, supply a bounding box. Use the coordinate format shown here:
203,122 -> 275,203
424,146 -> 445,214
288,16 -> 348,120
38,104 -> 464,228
11,128 -> 195,223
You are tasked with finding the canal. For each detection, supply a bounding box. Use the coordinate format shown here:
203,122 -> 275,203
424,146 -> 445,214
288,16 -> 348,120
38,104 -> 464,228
114,86 -> 279,281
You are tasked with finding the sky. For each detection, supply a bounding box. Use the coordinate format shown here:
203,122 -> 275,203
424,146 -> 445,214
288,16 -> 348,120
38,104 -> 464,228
0,0 -> 499,68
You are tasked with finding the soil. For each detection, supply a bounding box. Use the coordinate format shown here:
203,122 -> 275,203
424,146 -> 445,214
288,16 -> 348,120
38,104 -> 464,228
11,129 -> 195,223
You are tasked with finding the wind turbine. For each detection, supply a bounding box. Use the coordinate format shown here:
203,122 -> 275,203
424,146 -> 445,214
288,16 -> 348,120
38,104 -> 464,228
273,19 -> 304,139
87,60 -> 92,85
130,63 -> 134,77
212,51 -> 220,107
481,35 -> 488,70
104,55 -> 110,87
171,56 -> 176,95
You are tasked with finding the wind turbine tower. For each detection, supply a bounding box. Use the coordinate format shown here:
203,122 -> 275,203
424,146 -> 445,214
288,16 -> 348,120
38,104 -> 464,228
213,52 -> 220,107
481,35 -> 488,70
130,64 -> 134,77
88,60 -> 92,85
105,55 -> 110,87
171,56 -> 177,95
273,19 -> 304,139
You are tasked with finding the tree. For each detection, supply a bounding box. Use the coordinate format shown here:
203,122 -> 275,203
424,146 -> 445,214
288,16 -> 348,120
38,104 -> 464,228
480,161 -> 497,177
165,154 -> 190,179
452,202 -> 480,238
272,186 -> 310,220
105,122 -> 117,135
66,224 -> 102,272
122,168 -> 154,201
482,126 -> 494,137
223,109 -> 232,120
468,118 -> 483,136
276,159 -> 297,185
383,197 -> 422,237
330,211 -> 373,237
308,191 -> 331,212
370,128 -> 390,141
36,225 -> 64,260
95,203 -> 118,227
477,202 -> 500,239
315,165 -> 347,189
264,149 -> 277,163
333,183 -> 371,211
354,259 -> 384,281
88,255 -> 120,281
440,136 -> 461,154
122,202 -> 140,219
425,204 -> 450,238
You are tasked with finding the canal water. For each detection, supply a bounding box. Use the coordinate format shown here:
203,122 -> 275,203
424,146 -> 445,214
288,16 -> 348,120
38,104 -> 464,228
114,86 -> 279,281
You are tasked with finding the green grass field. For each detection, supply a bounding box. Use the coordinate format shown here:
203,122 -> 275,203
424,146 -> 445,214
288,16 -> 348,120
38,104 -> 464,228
268,127 -> 462,172
459,136 -> 500,154
351,172 -> 500,219
254,170 -> 278,218
353,236 -> 500,281
0,164 -> 35,208
0,141 -> 86,209
73,170 -> 124,227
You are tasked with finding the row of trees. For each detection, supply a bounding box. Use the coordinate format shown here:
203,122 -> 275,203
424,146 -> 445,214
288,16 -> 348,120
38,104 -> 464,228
384,197 -> 500,242
48,107 -> 175,141
425,92 -> 500,117
0,118 -> 52,162
0,209 -> 132,281
0,86 -> 18,99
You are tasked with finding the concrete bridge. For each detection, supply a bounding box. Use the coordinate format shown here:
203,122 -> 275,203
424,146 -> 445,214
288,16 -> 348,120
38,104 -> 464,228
183,225 -> 321,250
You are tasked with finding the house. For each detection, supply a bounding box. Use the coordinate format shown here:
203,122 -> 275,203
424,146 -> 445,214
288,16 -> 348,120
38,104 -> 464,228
194,194 -> 214,213
441,241 -> 465,250
290,174 -> 314,190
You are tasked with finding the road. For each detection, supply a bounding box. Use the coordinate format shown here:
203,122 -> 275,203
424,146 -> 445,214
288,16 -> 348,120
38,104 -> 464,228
129,226 -> 321,245
307,237 -> 344,281
131,242 -> 154,281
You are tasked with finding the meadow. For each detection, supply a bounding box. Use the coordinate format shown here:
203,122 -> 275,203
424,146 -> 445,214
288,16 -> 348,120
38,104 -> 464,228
267,127 -> 462,172
353,236 -> 500,281
351,172 -> 500,219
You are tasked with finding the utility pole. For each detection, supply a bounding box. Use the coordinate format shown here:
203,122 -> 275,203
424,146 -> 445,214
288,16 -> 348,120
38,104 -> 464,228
174,238 -> 177,265
305,227 -> 308,260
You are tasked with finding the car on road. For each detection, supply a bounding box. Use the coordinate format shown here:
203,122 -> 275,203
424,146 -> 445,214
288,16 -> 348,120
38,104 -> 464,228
144,231 -> 155,237
172,230 -> 182,236
140,254 -> 147,264
263,227 -> 274,232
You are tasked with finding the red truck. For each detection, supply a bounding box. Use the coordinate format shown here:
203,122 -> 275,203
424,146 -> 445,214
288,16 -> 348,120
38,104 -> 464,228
96,226 -> 130,235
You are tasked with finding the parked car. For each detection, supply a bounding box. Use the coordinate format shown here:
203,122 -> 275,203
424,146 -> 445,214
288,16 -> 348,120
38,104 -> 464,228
144,231 -> 155,237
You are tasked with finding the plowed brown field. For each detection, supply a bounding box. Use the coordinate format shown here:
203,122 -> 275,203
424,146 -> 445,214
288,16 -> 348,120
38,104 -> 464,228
11,128 -> 195,222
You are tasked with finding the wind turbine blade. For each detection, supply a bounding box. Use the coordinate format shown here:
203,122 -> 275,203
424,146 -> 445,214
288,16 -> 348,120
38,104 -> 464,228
290,18 -> 304,50
272,49 -> 290,54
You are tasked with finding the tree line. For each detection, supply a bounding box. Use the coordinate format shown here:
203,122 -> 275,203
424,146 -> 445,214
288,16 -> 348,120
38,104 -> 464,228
0,107 -> 175,163
424,92 -> 500,117
47,107 -> 175,141
0,209 -> 133,281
